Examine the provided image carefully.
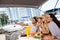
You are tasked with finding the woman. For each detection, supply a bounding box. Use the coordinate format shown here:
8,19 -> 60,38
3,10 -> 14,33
37,17 -> 43,32
45,13 -> 60,40
37,16 -> 49,36
45,13 -> 60,28
37,17 -> 43,36
42,16 -> 49,34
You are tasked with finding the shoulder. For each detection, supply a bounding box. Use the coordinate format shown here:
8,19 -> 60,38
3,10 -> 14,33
48,21 -> 56,27
48,21 -> 59,28
49,21 -> 55,25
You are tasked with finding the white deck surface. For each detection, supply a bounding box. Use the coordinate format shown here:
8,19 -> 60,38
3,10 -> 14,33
0,34 -> 6,40
17,36 -> 41,40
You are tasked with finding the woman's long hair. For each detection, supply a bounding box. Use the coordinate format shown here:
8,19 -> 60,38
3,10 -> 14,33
49,13 -> 60,28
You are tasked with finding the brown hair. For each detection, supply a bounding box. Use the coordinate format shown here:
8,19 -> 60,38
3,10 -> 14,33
49,13 -> 60,28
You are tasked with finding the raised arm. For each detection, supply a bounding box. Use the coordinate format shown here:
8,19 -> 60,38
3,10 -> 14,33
15,22 -> 28,26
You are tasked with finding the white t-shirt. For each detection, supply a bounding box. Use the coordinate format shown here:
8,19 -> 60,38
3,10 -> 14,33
48,21 -> 60,39
28,22 -> 37,33
21,22 -> 37,35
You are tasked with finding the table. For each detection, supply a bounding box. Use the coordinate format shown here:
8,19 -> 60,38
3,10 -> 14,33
17,36 -> 41,40
17,37 -> 41,40
2,24 -> 25,32
0,34 -> 6,40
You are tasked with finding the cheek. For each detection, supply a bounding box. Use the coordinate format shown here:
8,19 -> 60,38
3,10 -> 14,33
33,20 -> 36,22
47,18 -> 50,21
43,19 -> 46,21
32,20 -> 34,23
42,18 -> 46,21
38,19 -> 41,22
48,18 -> 51,20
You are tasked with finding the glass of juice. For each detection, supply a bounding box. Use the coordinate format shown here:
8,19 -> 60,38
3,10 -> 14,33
25,26 -> 32,37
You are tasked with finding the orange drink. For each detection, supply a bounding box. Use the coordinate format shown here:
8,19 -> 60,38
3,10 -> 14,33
25,26 -> 32,37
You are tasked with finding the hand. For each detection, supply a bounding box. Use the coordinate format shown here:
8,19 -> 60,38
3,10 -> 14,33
42,36 -> 57,40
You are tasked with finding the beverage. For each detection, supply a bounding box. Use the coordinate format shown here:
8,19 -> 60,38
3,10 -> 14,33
25,26 -> 32,37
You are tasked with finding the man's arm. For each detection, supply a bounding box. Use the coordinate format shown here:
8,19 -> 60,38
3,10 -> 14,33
15,22 -> 28,26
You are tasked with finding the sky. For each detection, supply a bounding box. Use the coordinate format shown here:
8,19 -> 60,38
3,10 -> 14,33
41,0 -> 60,11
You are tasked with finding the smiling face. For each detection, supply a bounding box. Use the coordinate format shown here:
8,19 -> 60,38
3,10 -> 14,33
31,17 -> 37,24
45,14 -> 52,23
37,17 -> 43,23
42,16 -> 46,22
37,18 -> 41,23
32,18 -> 36,24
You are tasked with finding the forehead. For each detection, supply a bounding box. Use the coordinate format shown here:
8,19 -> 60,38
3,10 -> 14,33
45,14 -> 50,17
